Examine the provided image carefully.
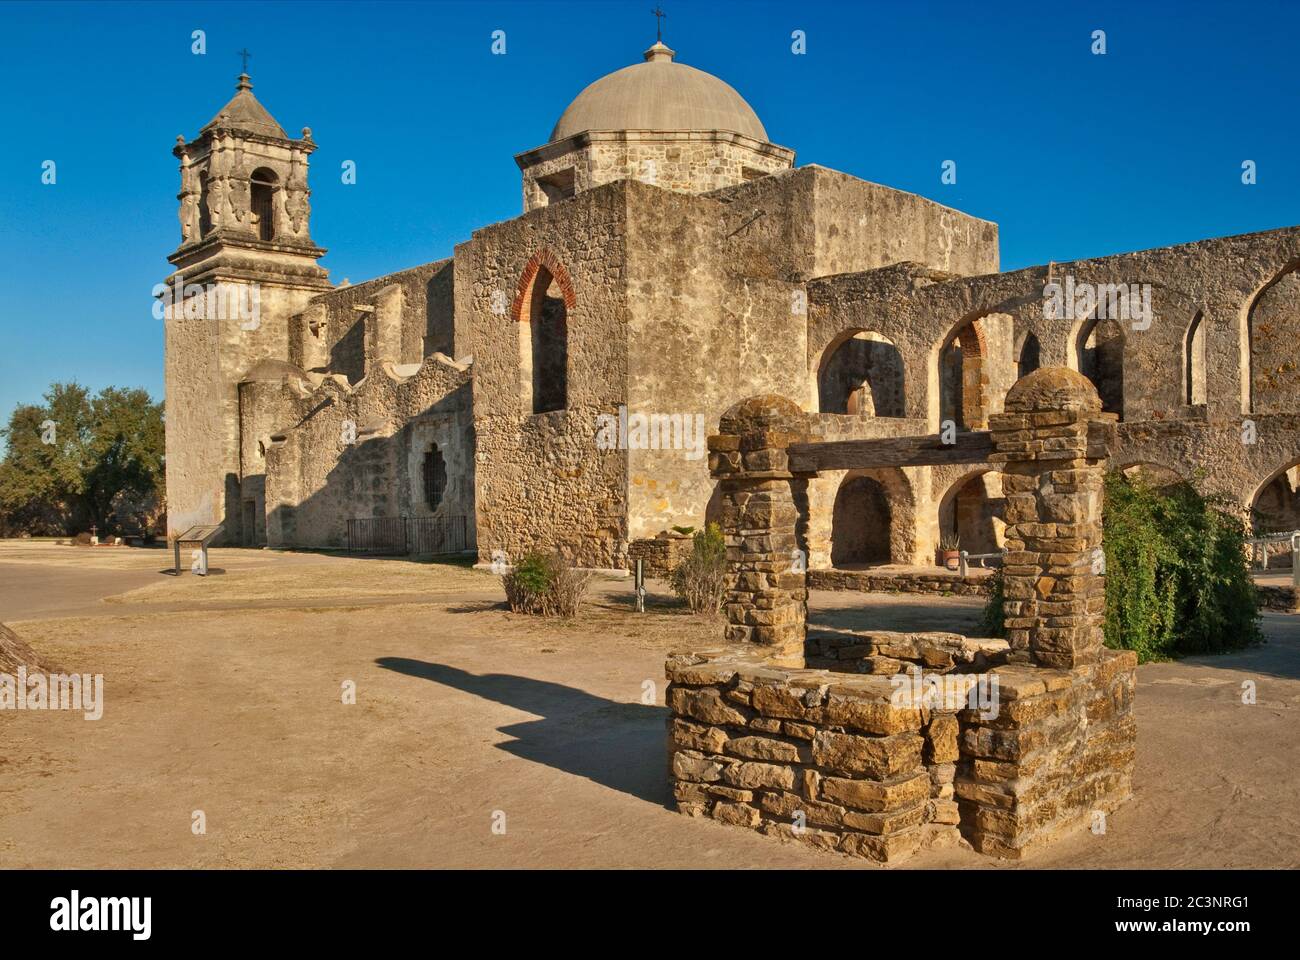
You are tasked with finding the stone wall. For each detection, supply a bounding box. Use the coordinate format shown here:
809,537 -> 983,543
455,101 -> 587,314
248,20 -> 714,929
627,531 -> 693,579
806,629 -> 1008,674
710,166 -> 999,284
808,568 -> 993,597
288,259 -> 456,385
458,181 -> 632,569
262,354 -> 475,550
956,651 -> 1137,859
666,645 -> 960,863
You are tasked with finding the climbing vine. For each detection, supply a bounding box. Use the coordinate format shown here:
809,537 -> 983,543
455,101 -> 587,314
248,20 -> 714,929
980,473 -> 1261,662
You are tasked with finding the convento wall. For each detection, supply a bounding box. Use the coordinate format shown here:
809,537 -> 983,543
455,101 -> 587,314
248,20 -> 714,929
161,37 -> 1300,583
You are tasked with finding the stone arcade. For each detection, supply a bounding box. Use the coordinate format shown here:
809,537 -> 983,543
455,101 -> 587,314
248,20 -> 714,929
162,39 -> 1300,576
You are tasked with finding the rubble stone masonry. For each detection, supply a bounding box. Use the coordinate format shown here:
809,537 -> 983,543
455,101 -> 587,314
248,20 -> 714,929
669,370 -> 1137,862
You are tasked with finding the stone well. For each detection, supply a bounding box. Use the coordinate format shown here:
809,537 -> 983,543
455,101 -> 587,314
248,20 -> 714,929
665,369 -> 1137,862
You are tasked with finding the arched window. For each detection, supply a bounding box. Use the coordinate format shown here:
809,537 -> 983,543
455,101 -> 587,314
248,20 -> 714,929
423,444 -> 447,511
1184,312 -> 1206,405
939,319 -> 989,430
514,251 -> 574,415
1016,331 -> 1041,381
1247,267 -> 1300,414
250,167 -> 278,242
1075,317 -> 1124,418
937,470 -> 1006,556
817,331 -> 905,416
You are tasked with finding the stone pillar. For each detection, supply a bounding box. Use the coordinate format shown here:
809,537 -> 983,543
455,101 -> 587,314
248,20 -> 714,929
988,368 -> 1115,669
707,396 -> 810,668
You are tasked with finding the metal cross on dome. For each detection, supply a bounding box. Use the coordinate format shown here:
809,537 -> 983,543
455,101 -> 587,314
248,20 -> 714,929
238,48 -> 251,73
652,6 -> 666,42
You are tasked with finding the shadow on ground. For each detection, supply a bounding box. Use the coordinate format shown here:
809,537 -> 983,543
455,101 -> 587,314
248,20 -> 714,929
375,657 -> 673,807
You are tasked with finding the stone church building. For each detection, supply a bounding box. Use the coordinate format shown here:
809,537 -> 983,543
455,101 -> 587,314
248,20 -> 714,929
163,39 -> 1300,571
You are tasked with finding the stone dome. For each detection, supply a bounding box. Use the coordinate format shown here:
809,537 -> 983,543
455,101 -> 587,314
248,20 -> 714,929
549,42 -> 769,143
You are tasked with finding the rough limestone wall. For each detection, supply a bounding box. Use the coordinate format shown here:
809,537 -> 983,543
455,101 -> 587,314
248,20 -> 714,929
460,181 -> 630,569
519,134 -> 792,212
808,568 -> 993,597
237,372 -> 307,546
302,260 -> 455,386
808,167 -> 999,278
518,146 -> 595,212
164,280 -> 313,540
626,532 -> 693,578
164,309 -> 226,537
804,228 -> 1300,548
263,356 -> 473,549
587,137 -> 790,195
806,629 -> 1009,675
956,651 -> 1137,859
708,166 -> 998,283
665,648 -> 952,864
624,184 -> 807,540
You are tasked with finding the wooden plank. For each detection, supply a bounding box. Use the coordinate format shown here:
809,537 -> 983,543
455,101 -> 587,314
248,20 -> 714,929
788,432 -> 994,473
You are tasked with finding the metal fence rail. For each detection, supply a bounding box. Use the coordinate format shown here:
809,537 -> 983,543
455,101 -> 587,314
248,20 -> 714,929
346,515 -> 468,556
958,549 -> 1004,578
1246,529 -> 1300,572
408,515 -> 468,556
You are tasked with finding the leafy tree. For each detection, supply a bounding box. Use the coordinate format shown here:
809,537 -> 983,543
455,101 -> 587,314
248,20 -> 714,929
0,382 -> 164,536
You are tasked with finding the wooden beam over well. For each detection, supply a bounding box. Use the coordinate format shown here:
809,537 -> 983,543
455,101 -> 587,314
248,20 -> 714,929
788,431 -> 995,473
788,420 -> 1116,473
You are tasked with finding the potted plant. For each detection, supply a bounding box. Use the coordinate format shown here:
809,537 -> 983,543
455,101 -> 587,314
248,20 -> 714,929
939,532 -> 961,570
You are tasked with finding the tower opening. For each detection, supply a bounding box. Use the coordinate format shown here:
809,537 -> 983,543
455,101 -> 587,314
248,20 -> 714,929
250,167 -> 278,242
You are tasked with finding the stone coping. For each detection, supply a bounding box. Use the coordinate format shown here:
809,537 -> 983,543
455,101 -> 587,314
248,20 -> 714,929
667,642 -> 1089,706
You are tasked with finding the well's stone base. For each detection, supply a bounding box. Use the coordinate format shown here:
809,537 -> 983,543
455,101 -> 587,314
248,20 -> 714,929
955,648 -> 1137,858
666,645 -> 1137,863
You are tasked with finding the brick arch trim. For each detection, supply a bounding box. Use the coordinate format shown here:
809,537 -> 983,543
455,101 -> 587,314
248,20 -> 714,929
511,249 -> 577,324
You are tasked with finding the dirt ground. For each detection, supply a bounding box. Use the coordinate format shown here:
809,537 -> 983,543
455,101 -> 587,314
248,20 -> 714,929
1,540 -> 1297,869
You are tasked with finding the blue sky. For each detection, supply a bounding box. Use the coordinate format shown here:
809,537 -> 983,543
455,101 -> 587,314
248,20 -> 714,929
1,0 -> 1298,426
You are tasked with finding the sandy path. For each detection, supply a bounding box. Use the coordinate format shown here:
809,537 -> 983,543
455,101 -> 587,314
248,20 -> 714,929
1,542 -> 1297,868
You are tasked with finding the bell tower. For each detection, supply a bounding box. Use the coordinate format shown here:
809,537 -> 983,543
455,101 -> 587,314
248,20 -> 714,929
162,72 -> 331,540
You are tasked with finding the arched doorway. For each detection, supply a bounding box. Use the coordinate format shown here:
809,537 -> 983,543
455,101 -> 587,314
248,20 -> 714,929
1251,461 -> 1300,568
937,470 -> 1005,556
831,475 -> 892,565
1016,331 -> 1041,380
817,331 -> 905,416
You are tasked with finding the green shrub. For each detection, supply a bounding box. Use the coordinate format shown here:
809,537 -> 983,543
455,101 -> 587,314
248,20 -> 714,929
977,568 -> 1006,638
671,522 -> 728,615
1102,473 -> 1260,660
979,473 -> 1260,661
502,551 -> 593,618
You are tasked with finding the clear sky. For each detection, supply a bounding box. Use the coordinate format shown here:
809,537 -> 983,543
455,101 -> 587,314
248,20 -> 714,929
1,0 -> 1298,427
